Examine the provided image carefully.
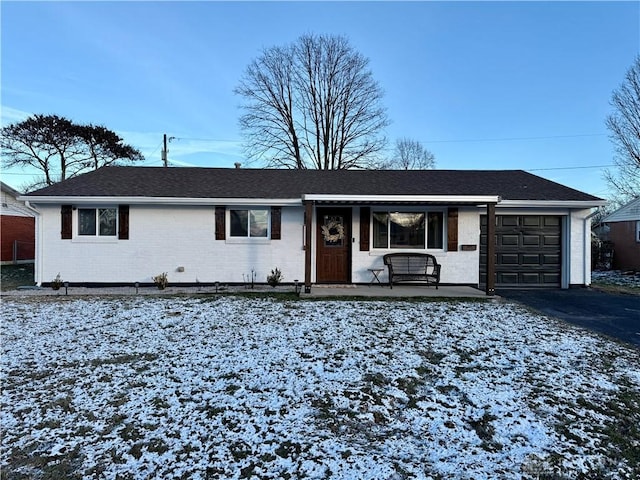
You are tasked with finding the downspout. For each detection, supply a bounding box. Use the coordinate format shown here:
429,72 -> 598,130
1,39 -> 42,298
583,207 -> 600,287
24,201 -> 42,286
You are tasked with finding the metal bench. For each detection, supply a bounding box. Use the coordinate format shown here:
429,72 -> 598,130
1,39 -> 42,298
383,253 -> 441,289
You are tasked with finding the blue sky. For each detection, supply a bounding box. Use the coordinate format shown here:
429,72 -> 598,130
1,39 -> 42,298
1,1 -> 638,198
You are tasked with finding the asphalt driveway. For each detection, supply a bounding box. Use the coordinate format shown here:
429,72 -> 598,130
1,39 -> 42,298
500,288 -> 640,348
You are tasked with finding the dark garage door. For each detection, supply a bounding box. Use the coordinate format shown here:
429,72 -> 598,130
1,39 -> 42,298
480,215 -> 562,287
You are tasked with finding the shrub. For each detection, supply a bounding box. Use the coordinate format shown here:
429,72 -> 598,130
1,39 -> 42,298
267,268 -> 283,287
153,272 -> 168,290
51,273 -> 63,290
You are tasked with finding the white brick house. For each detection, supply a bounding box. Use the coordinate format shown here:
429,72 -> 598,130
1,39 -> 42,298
22,166 -> 605,293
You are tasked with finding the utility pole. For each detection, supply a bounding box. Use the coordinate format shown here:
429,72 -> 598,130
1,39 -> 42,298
161,134 -> 168,167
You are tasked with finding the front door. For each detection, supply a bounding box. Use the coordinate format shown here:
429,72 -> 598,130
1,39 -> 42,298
316,208 -> 351,283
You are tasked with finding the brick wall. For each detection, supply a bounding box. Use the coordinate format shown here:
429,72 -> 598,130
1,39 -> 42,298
1,215 -> 35,263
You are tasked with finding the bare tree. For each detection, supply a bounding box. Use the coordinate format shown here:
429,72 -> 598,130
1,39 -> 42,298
1,114 -> 143,190
379,137 -> 435,170
605,56 -> 640,201
235,34 -> 389,169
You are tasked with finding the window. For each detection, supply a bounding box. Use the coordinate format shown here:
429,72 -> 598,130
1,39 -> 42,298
230,208 -> 269,238
636,221 -> 640,243
373,210 -> 443,249
78,208 -> 117,236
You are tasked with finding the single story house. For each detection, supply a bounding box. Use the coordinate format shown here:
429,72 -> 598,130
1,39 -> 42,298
601,197 -> 640,271
22,166 -> 605,294
1,181 -> 35,265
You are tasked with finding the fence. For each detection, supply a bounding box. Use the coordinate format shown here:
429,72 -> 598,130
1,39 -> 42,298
3,240 -> 35,265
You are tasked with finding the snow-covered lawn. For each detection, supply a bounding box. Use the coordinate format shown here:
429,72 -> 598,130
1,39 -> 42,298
2,296 -> 639,480
592,270 -> 640,290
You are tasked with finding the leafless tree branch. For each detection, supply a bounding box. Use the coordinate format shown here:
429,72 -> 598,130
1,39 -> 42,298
235,34 -> 389,169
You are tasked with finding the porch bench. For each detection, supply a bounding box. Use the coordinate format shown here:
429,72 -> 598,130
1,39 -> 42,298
383,253 -> 441,289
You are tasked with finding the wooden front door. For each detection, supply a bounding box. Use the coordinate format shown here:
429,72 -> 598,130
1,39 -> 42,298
316,208 -> 351,283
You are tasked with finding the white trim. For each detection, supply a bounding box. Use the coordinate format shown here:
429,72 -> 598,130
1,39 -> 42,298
19,196 -> 301,206
303,194 -> 501,203
583,208 -> 600,286
22,195 -> 603,209
498,200 -> 606,208
227,206 -> 271,240
24,201 -> 43,286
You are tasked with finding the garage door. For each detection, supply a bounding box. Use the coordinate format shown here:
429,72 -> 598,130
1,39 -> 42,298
480,215 -> 562,287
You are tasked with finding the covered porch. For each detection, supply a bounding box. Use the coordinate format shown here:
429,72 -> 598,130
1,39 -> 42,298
302,194 -> 500,296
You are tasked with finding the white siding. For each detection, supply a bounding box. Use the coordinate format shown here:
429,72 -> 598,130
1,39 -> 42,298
38,204 -> 306,284
569,208 -> 593,286
1,188 -> 33,217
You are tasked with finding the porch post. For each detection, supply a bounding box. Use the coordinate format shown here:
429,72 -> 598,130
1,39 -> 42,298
304,200 -> 313,293
486,202 -> 496,296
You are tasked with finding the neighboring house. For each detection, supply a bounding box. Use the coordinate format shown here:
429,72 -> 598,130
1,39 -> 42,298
22,166 -> 605,293
602,197 -> 640,271
1,181 -> 35,265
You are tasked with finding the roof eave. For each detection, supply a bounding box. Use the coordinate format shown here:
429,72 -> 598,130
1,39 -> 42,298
20,196 -> 303,206
302,194 -> 501,204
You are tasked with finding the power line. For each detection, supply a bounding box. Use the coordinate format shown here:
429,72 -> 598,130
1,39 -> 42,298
527,164 -> 614,172
420,133 -> 607,144
170,136 -> 241,143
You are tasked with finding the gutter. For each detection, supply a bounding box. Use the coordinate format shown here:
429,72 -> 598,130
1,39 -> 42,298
19,196 -> 302,207
23,201 -> 43,286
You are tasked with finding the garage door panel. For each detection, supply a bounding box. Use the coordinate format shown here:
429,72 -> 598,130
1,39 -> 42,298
499,253 -> 520,264
500,235 -> 519,246
543,254 -> 560,265
522,254 -> 541,265
498,272 -> 519,284
522,235 -> 540,246
521,273 -> 543,284
543,273 -> 561,284
523,217 -> 541,227
501,216 -> 518,227
544,235 -> 560,246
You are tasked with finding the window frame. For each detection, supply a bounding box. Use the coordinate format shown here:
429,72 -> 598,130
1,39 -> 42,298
75,206 -> 119,239
371,207 -> 446,251
226,207 -> 271,243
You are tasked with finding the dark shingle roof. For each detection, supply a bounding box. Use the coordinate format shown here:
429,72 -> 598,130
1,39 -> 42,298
25,166 -> 603,202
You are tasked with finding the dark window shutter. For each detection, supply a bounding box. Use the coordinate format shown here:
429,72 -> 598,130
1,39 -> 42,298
118,205 -> 129,240
447,208 -> 459,252
271,207 -> 281,240
61,205 -> 73,239
360,207 -> 370,251
215,206 -> 226,240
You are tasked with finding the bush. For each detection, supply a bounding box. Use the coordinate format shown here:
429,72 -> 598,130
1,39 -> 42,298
267,268 -> 283,287
51,273 -> 63,290
153,272 -> 168,290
